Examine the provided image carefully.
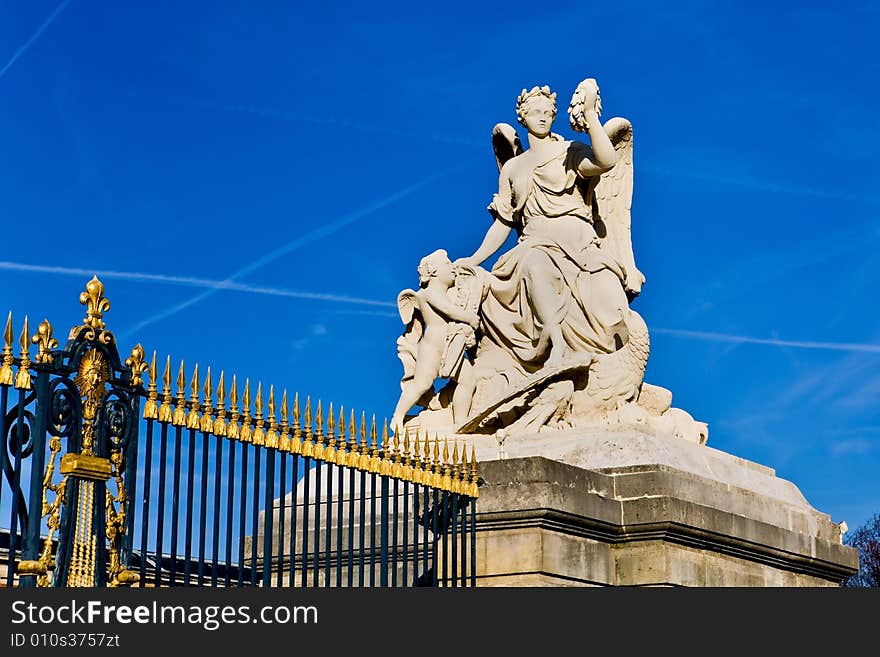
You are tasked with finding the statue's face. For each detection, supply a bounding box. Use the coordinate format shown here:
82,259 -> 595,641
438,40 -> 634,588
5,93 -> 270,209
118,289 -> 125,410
435,257 -> 455,286
522,96 -> 555,137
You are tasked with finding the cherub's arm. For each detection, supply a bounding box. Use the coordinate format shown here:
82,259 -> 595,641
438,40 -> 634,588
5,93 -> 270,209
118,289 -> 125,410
421,288 -> 480,328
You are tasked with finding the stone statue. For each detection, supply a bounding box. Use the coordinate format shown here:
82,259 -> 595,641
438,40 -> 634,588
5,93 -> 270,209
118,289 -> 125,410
390,249 -> 481,433
392,78 -> 707,444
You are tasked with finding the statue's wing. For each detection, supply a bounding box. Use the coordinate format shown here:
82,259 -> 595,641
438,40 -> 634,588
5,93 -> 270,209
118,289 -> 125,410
396,289 -> 423,343
593,117 -> 645,300
492,123 -> 523,172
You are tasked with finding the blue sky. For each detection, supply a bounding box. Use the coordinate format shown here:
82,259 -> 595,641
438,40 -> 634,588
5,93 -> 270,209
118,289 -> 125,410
1,1 -> 878,533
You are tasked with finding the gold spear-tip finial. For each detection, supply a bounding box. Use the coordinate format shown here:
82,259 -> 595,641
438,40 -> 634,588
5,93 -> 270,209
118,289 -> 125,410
158,355 -> 173,422
0,312 -> 16,386
213,371 -> 227,437
251,382 -> 265,446
240,379 -> 253,443
14,315 -> 31,390
186,364 -> 201,429
172,360 -> 187,426
301,396 -> 314,458
143,351 -> 159,419
200,367 -> 214,433
227,374 -> 240,441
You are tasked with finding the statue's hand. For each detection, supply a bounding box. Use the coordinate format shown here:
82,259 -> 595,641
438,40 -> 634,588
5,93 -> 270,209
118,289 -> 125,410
453,256 -> 476,271
465,311 -> 481,330
577,78 -> 601,117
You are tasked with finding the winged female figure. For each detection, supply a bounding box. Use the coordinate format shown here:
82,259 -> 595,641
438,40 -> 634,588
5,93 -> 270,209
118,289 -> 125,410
457,78 -> 645,395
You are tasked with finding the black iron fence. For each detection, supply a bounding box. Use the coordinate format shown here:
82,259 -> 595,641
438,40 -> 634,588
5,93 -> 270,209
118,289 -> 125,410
0,276 -> 478,588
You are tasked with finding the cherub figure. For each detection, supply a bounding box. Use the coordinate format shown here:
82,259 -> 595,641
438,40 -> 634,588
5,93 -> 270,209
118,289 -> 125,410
391,249 -> 481,432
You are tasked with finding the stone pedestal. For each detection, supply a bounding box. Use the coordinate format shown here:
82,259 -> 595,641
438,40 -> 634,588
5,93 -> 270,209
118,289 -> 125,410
464,427 -> 858,586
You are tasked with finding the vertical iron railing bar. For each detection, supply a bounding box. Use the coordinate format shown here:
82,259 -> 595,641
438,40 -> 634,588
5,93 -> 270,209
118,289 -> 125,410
183,427 -> 196,585
0,385 -> 8,536
250,446 -> 261,586
431,487 -> 439,588
5,388 -> 28,588
19,369 -> 50,588
451,492 -> 458,588
121,391 -> 142,581
138,419 -> 154,587
379,473 -> 389,587
347,463 -> 355,587
154,422 -> 169,587
277,452 -> 286,587
262,446 -> 275,588
335,461 -> 343,587
460,496 -> 467,587
312,461 -> 321,587
211,431 -> 222,587
402,479 -> 409,588
470,494 -> 476,587
324,462 -> 332,587
300,456 -> 310,587
169,426 -> 183,586
224,436 -> 235,587
392,476 -> 399,587
369,470 -> 376,587
441,489 -> 448,588
412,481 -> 419,586
237,441 -> 248,587
197,429 -> 209,586
422,484 -> 429,586
287,455 -> 298,587
358,466 -> 366,587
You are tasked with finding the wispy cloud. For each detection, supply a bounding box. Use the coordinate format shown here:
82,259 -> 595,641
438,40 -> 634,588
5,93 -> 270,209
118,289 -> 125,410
0,260 -> 395,308
123,166 -> 468,336
0,0 -> 74,81
830,439 -> 874,457
652,327 -> 880,354
5,256 -> 878,357
638,162 -> 880,207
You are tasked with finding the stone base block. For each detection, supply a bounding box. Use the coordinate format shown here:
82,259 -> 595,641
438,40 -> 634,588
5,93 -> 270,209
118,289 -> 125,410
468,428 -> 858,587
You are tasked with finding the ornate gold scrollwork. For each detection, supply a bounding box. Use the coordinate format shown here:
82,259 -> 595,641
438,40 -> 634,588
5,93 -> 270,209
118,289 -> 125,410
106,451 -> 138,587
18,436 -> 68,586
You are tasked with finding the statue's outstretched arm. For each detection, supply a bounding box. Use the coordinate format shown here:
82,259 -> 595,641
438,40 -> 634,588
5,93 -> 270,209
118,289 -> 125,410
570,79 -> 619,177
467,219 -> 511,266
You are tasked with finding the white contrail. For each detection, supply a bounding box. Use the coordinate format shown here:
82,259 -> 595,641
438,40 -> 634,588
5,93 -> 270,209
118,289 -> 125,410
123,167 -> 462,336
652,327 -> 880,354
0,0 -> 74,80
637,162 -> 880,207
3,258 -> 879,354
0,261 -> 395,308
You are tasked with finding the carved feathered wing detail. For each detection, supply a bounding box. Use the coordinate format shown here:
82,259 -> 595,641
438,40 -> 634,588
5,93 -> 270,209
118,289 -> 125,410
491,123 -> 523,172
593,117 -> 645,299
585,309 -> 650,410
395,289 -> 421,382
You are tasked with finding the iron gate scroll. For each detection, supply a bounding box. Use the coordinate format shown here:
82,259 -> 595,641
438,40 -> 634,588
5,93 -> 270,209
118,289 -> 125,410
0,276 -> 479,588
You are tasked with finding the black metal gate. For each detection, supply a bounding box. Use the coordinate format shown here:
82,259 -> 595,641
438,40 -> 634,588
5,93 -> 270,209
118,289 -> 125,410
0,276 -> 479,588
